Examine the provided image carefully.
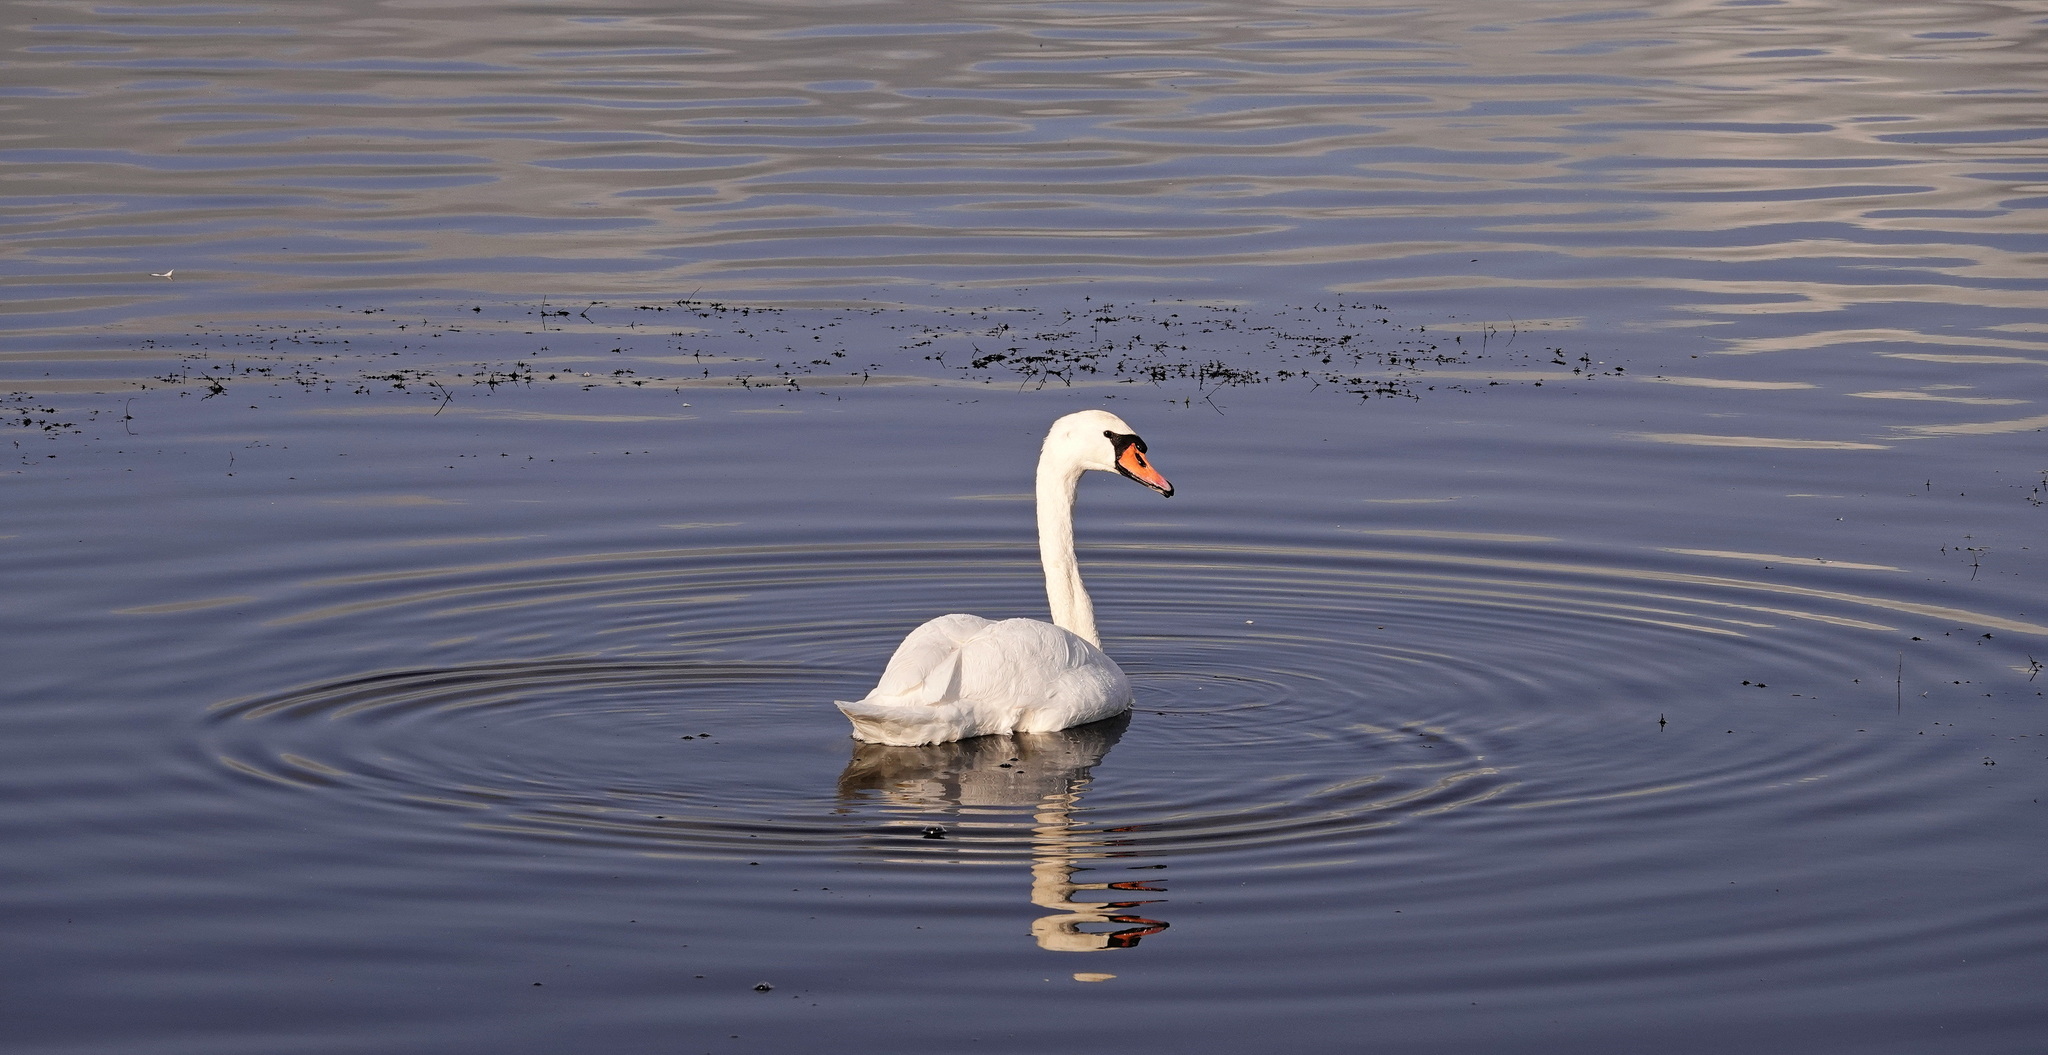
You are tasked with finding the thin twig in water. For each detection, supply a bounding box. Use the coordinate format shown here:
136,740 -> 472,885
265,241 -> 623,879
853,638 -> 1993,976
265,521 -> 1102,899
427,380 -> 454,415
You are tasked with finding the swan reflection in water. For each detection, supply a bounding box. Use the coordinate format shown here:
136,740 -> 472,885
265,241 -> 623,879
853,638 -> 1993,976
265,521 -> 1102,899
837,712 -> 1167,952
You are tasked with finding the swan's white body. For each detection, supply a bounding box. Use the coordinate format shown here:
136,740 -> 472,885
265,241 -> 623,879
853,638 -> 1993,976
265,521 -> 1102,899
836,613 -> 1131,746
837,410 -> 1174,746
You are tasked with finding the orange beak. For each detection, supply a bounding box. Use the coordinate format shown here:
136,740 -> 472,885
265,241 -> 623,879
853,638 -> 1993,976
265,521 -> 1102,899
1116,443 -> 1174,497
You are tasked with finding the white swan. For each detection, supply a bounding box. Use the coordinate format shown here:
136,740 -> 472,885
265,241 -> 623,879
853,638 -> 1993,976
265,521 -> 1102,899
836,410 -> 1174,746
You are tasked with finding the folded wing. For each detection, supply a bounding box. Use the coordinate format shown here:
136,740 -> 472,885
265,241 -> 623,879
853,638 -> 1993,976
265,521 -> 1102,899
837,614 -> 1132,746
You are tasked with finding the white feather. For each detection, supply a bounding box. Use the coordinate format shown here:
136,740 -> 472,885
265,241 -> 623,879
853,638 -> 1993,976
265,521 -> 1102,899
835,411 -> 1171,746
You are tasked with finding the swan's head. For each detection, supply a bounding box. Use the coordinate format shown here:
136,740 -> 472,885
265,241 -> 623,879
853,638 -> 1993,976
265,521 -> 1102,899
1044,410 -> 1174,497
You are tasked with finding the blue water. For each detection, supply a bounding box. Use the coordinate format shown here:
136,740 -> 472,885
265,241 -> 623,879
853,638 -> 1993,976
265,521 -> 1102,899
4,2 -> 2046,1052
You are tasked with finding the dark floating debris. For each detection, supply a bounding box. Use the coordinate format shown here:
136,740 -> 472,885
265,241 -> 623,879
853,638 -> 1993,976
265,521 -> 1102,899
920,825 -> 947,840
147,300 -> 1519,399
3,397 -> 75,436
12,294 -> 1607,461
904,298 -> 1560,401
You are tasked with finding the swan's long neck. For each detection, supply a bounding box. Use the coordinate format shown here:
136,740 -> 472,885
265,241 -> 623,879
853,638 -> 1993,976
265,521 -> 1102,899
1035,448 -> 1098,646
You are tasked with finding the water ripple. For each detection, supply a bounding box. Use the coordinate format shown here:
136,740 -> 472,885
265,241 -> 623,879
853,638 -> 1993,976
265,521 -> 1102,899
200,538 -> 2025,871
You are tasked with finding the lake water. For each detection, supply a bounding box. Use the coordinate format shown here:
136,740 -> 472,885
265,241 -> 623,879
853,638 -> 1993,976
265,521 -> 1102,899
5,1 -> 2046,1052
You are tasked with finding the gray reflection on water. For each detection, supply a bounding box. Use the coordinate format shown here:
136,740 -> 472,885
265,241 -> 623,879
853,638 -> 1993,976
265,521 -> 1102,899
7,0 -> 2045,314
838,711 -> 1167,952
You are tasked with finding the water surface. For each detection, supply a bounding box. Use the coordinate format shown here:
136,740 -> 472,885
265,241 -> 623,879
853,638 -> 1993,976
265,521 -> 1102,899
4,2 -> 2046,1053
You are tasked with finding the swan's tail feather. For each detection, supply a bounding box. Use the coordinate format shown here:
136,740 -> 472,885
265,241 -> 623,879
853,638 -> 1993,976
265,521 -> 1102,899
835,643 -> 963,719
835,646 -> 984,744
835,694 -> 968,747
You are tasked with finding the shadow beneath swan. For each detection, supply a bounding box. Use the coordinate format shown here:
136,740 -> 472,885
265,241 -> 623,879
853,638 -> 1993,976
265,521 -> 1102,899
836,712 -> 1168,952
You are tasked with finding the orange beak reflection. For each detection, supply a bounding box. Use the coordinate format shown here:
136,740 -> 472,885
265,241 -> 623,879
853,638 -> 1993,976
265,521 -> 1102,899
1116,443 -> 1174,497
